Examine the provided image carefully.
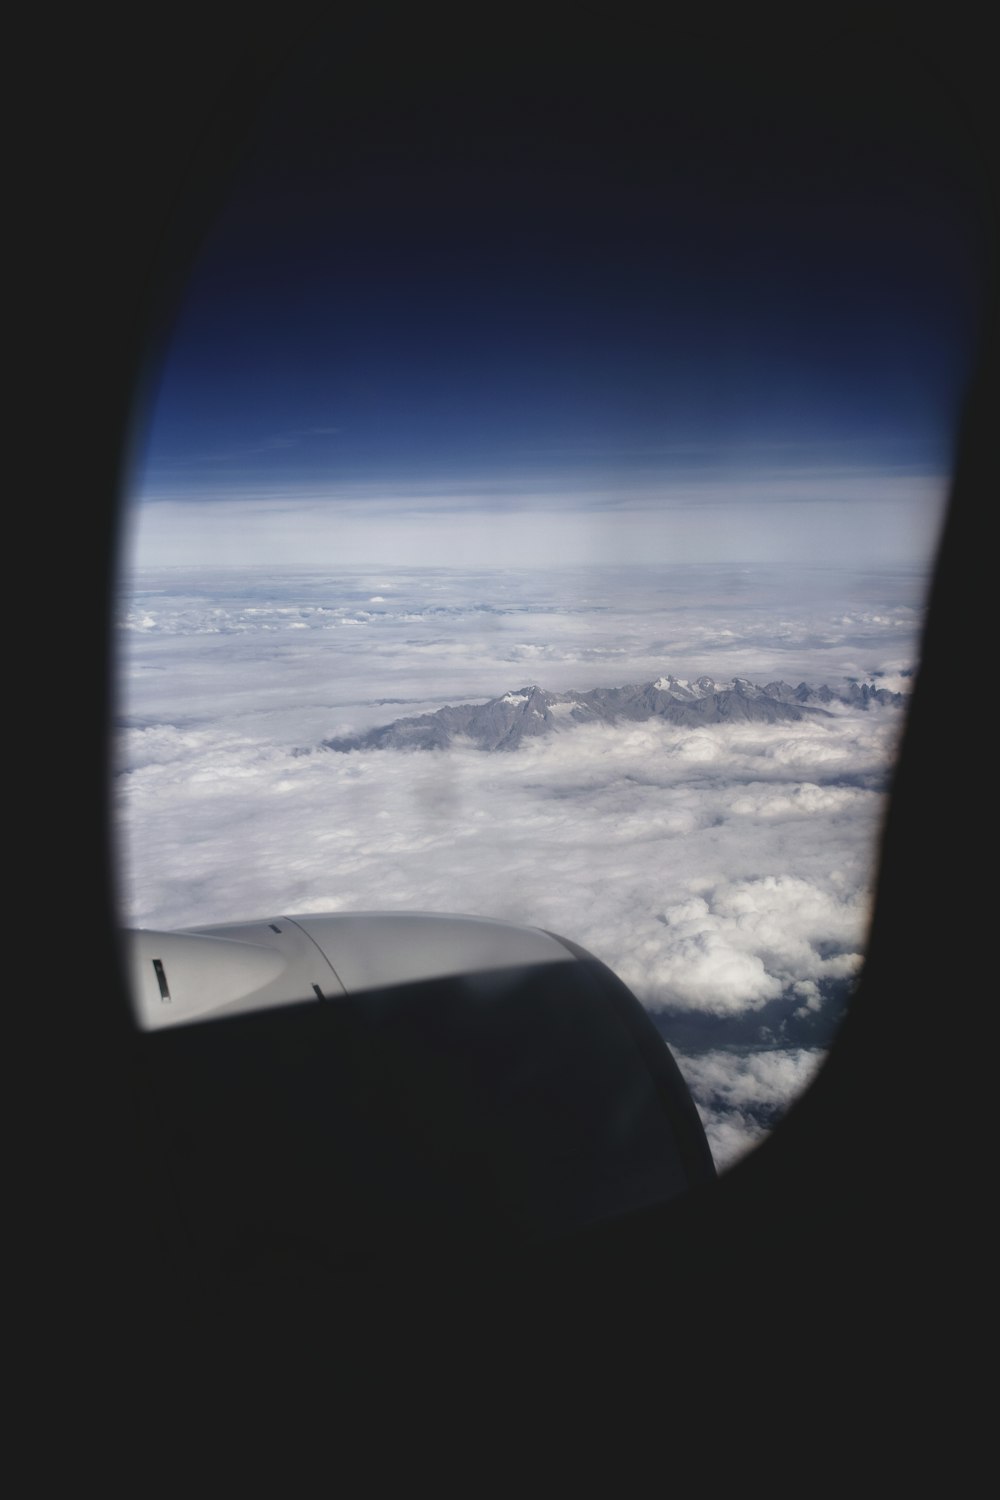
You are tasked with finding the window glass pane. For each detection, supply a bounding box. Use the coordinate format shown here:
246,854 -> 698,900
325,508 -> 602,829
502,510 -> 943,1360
116,24 -> 984,1173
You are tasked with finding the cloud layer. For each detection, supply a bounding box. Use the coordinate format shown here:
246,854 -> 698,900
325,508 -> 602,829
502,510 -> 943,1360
115,563 -> 921,1169
674,1047 -> 827,1169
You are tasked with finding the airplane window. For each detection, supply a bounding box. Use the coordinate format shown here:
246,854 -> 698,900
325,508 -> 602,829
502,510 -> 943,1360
115,17 -> 984,1182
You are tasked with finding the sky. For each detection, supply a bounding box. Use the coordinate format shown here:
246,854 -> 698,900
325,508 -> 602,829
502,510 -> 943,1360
123,17 -> 983,572
115,21 -> 984,1175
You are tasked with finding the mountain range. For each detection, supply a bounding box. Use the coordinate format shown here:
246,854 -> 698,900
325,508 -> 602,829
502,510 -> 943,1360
322,674 -> 906,753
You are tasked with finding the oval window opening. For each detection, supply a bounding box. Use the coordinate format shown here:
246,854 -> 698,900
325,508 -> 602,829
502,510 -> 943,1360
115,17 -> 985,1181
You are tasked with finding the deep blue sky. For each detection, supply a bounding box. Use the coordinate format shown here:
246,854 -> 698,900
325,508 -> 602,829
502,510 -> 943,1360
128,18 -> 986,568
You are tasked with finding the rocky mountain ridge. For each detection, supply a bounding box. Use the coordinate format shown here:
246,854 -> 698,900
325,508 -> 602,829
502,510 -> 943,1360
323,674 -> 906,753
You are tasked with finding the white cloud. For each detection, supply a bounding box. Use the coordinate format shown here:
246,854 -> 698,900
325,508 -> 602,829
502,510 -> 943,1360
676,1046 -> 827,1111
674,1048 -> 826,1170
694,1109 -> 768,1172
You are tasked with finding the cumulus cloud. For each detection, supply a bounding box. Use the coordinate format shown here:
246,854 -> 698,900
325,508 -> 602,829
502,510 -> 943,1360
114,562 -> 921,1168
674,1048 -> 827,1170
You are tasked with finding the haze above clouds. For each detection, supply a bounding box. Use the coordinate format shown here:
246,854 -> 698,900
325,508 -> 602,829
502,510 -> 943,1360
116,563 -> 922,1168
126,468 -> 950,572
